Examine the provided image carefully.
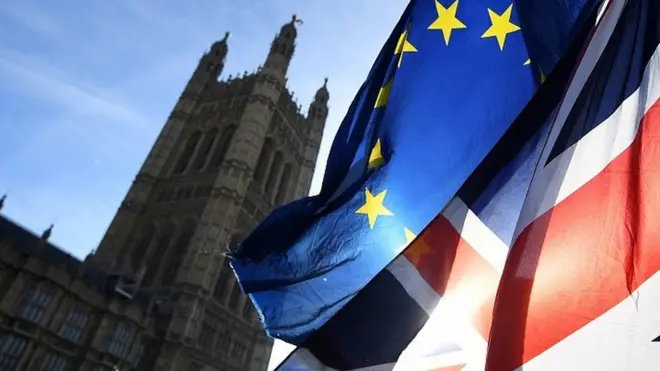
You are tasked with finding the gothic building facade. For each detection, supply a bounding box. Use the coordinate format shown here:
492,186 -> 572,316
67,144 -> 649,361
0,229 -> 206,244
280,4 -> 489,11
0,15 -> 328,371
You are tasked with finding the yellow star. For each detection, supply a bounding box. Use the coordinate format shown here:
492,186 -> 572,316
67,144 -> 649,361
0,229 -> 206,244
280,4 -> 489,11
356,189 -> 393,229
401,228 -> 434,266
368,139 -> 385,169
428,0 -> 467,45
523,58 -> 531,66
374,80 -> 392,108
395,30 -> 417,67
481,4 -> 521,50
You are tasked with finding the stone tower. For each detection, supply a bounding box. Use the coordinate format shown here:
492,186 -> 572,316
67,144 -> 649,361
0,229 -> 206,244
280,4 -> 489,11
91,15 -> 328,371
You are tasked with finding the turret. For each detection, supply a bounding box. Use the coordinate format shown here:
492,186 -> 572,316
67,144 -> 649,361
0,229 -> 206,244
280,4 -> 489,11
35,224 -> 54,254
294,78 -> 330,199
307,77 -> 329,151
263,14 -> 301,78
40,224 -> 53,241
92,32 -> 232,271
310,77 -> 330,119
173,15 -> 305,300
185,31 -> 230,94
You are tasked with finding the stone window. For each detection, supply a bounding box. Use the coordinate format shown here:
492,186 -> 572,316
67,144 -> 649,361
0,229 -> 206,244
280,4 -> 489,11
106,320 -> 135,357
198,324 -> 215,352
58,305 -> 89,343
254,138 -> 274,181
131,224 -> 156,271
143,227 -> 174,286
40,351 -> 70,371
191,128 -> 218,170
264,152 -> 283,197
209,126 -> 236,168
275,163 -> 292,205
161,221 -> 196,286
197,313 -> 221,353
131,337 -> 146,370
14,283 -> 54,323
231,341 -> 247,363
0,333 -> 27,369
172,131 -> 202,174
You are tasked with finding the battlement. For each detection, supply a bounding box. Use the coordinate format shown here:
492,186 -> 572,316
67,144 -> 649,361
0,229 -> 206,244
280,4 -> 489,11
194,69 -> 323,142
204,72 -> 258,100
277,86 -> 306,122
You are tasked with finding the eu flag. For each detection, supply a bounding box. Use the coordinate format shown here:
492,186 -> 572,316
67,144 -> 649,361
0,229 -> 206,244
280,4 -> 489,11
231,0 -> 598,344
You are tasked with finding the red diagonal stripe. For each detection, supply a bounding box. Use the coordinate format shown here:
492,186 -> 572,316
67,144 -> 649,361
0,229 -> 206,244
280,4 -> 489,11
406,215 -> 500,340
486,99 -> 660,370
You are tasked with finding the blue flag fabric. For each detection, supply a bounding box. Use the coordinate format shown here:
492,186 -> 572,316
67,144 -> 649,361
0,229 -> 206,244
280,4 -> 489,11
231,0 -> 598,344
275,7 -> 600,367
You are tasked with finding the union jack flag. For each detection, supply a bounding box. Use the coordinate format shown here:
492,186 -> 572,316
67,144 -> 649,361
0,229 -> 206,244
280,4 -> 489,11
273,0 -> 660,370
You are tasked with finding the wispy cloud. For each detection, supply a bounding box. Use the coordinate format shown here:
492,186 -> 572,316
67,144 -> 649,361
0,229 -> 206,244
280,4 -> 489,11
0,0 -> 408,260
0,1 -> 408,367
0,49 -> 148,126
0,2 -> 67,43
0,48 -> 151,167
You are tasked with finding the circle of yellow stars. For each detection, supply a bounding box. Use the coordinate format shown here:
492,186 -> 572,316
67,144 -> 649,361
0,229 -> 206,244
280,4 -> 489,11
376,1 -> 542,111
357,1 -> 546,264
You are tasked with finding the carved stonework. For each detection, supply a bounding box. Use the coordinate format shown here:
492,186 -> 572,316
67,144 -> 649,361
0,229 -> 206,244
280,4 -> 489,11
65,16 -> 332,371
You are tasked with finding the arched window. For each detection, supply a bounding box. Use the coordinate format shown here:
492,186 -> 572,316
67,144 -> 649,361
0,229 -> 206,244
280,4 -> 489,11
131,224 -> 156,271
264,152 -> 283,196
191,128 -> 218,171
142,226 -> 174,286
213,261 -> 232,300
209,126 -> 236,169
172,131 -> 202,174
161,221 -> 196,286
275,163 -> 292,205
254,138 -> 274,182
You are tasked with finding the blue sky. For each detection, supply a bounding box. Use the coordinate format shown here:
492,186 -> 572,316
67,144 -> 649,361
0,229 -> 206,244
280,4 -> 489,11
0,0 -> 408,259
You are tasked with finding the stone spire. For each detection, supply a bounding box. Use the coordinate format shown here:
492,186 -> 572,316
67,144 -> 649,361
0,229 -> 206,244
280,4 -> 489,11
40,224 -> 53,241
263,15 -> 300,77
314,77 -> 330,104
